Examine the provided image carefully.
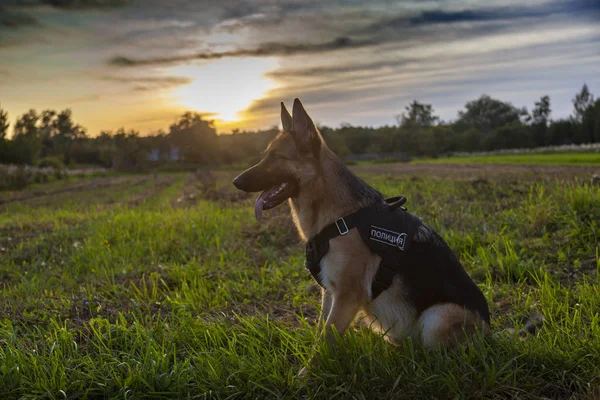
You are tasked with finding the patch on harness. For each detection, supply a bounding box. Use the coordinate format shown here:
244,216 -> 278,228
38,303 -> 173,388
369,225 -> 408,250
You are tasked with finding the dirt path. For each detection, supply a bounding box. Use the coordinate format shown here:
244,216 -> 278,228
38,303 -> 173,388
354,163 -> 600,181
0,176 -> 134,206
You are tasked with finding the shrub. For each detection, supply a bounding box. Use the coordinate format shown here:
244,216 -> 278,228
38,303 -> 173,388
37,157 -> 65,170
0,165 -> 61,191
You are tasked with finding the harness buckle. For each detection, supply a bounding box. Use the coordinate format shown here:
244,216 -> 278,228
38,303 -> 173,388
335,218 -> 349,235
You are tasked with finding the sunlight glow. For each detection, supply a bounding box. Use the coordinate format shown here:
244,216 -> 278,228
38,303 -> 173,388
169,57 -> 277,124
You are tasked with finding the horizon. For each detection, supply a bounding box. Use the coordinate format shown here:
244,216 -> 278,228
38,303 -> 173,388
1,0 -> 599,136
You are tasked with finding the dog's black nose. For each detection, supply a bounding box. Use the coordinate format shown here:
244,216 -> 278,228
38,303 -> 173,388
233,174 -> 246,190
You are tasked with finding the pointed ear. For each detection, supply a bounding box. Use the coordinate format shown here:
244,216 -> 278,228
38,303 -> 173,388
280,102 -> 292,132
291,98 -> 322,154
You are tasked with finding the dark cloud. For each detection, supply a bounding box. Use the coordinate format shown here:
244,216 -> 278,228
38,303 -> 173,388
1,0 -> 129,33
366,1 -> 598,35
48,0 -> 128,8
0,5 -> 39,28
220,2 -> 261,21
553,0 -> 600,15
5,0 -> 129,8
407,2 -> 598,26
409,10 -> 506,25
365,8 -> 531,36
109,36 -> 376,67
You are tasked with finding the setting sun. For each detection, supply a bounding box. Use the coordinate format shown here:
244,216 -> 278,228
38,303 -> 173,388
169,57 -> 277,125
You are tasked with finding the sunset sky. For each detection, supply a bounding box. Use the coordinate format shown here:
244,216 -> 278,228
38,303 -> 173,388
1,0 -> 599,136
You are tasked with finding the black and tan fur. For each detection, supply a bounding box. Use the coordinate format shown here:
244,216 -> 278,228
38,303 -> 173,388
233,99 -> 490,376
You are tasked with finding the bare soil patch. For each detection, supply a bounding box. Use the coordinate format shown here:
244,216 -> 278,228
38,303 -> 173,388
0,176 -> 135,207
355,162 -> 600,181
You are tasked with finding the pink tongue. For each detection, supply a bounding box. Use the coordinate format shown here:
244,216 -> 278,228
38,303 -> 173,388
254,186 -> 279,221
254,195 -> 264,221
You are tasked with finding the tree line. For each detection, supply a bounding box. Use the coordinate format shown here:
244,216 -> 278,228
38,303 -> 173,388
0,84 -> 598,170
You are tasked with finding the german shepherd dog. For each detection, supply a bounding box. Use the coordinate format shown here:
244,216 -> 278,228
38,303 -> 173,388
233,99 -> 490,375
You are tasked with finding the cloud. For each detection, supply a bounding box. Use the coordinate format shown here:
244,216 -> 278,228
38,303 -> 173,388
5,0 -> 130,9
0,0 -> 130,37
108,36 -> 376,67
0,69 -> 11,85
241,19 -> 600,126
67,93 -> 105,103
265,59 -> 419,79
0,5 -> 39,28
1,0 -> 599,133
102,75 -> 193,90
363,1 -> 600,36
409,10 -> 511,25
408,1 -> 600,26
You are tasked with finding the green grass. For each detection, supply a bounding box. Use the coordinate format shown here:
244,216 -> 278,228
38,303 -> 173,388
416,152 -> 600,165
412,153 -> 600,165
1,168 -> 599,399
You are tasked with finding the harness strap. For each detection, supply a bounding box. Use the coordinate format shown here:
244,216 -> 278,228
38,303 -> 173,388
305,210 -> 361,290
305,196 -> 410,299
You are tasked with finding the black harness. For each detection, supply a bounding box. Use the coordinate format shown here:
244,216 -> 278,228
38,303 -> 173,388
305,196 -> 423,299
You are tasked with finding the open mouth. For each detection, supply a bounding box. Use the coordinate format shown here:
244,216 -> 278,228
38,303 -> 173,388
254,181 -> 297,220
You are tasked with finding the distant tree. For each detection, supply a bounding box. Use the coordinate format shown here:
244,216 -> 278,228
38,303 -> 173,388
53,109 -> 86,140
459,128 -> 482,152
417,125 -> 453,158
396,100 -> 438,129
13,109 -> 39,138
217,127 -> 278,164
457,95 -> 526,136
39,109 -> 57,156
94,130 -> 116,167
0,104 -> 8,140
547,119 -> 576,145
52,109 -> 87,164
168,112 -> 219,163
2,89 -> 597,167
532,96 -> 551,125
111,128 -> 151,171
169,112 -> 209,131
519,107 -> 532,124
532,95 -> 551,146
0,104 -> 11,164
93,130 -> 111,144
484,122 -> 533,150
572,84 -> 594,124
12,109 -> 42,164
389,101 -> 439,157
581,98 -> 600,143
320,126 -> 351,157
339,125 -> 375,155
22,108 -> 87,163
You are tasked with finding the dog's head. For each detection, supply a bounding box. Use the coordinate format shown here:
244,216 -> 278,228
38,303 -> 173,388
233,98 -> 325,220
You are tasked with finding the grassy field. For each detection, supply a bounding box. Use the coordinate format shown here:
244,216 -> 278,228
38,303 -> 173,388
416,152 -> 600,165
1,164 -> 599,399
